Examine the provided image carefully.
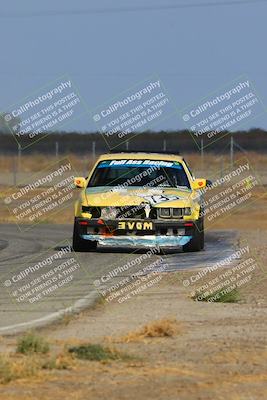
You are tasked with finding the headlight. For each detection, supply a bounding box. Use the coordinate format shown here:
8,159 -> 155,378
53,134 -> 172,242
81,206 -> 101,218
101,207 -> 117,219
173,208 -> 183,217
184,207 -> 191,216
173,208 -> 191,217
159,208 -> 171,218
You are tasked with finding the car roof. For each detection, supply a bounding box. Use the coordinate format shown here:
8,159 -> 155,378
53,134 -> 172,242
97,152 -> 184,162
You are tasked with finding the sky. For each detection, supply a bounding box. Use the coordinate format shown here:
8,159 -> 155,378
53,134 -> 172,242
0,0 -> 267,132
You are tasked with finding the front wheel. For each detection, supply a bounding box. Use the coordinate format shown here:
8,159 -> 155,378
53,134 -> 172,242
72,219 -> 97,252
183,219 -> 204,252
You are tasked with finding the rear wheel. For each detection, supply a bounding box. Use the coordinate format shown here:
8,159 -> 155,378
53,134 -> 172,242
183,218 -> 204,252
72,219 -> 97,252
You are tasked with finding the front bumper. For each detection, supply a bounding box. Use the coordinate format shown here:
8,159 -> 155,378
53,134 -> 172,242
77,218 -> 196,247
80,234 -> 192,247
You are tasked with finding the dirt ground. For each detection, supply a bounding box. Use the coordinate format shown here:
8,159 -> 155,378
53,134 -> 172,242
0,181 -> 266,400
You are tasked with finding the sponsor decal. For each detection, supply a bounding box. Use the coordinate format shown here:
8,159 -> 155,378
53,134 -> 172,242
97,159 -> 182,169
118,221 -> 154,230
138,194 -> 181,205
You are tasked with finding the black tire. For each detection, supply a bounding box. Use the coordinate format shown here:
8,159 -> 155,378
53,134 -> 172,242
72,219 -> 97,252
183,219 -> 204,252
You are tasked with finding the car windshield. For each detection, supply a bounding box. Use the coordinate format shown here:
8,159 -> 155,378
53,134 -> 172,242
88,159 -> 191,189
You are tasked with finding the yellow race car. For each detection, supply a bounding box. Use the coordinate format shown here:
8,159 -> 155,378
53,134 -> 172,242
73,151 -> 209,252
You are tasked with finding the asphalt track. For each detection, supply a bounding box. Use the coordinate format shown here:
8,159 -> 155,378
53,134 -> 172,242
0,224 -> 238,334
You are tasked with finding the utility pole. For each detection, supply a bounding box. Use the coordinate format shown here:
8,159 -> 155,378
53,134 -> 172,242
17,143 -> 21,173
230,135 -> 234,168
13,156 -> 17,186
92,141 -> 96,160
55,141 -> 59,158
200,138 -> 204,170
163,139 -> 166,151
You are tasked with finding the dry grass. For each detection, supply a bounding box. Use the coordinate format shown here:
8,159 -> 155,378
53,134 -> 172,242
115,318 -> 182,343
41,351 -> 76,370
185,151 -> 267,171
0,354 -> 40,384
0,154 -> 91,173
0,151 -> 266,174
0,333 -> 79,384
0,332 -> 135,385
0,350 -> 77,385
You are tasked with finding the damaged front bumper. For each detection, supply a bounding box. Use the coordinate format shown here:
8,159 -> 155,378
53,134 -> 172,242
77,217 -> 195,248
80,234 -> 192,247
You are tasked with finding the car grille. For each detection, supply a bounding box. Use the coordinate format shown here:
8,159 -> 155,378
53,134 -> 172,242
83,206 -> 188,220
110,204 -> 153,219
83,206 -> 147,219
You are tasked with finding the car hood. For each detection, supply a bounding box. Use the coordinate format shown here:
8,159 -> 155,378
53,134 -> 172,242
83,186 -> 197,208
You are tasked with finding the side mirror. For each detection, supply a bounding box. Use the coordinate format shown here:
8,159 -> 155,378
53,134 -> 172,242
191,179 -> 207,190
74,177 -> 86,188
